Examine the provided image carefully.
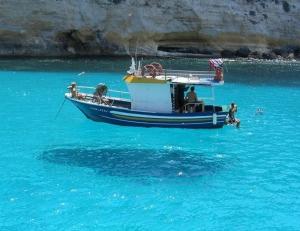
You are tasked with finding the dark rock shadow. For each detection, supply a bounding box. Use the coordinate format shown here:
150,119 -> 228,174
39,147 -> 227,178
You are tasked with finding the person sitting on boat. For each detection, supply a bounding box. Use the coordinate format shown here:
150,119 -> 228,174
68,82 -> 77,98
185,86 -> 198,112
68,82 -> 85,100
228,103 -> 240,127
93,84 -> 109,104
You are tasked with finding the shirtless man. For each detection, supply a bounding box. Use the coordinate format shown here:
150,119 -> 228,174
228,103 -> 240,128
185,86 -> 198,112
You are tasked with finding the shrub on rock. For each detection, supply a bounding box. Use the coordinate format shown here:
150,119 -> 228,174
236,47 -> 251,58
262,52 -> 277,60
220,49 -> 236,58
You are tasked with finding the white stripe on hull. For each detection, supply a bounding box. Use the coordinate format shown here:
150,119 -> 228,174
110,110 -> 225,119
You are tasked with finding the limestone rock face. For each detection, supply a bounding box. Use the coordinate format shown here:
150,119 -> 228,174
0,0 -> 299,57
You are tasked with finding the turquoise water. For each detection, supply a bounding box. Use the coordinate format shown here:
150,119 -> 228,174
1,58 -> 300,230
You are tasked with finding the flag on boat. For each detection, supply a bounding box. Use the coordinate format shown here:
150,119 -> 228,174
209,59 -> 223,69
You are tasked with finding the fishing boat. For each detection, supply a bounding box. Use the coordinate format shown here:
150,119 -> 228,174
65,58 -> 230,129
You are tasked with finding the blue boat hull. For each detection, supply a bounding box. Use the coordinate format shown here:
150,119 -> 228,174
67,97 -> 228,129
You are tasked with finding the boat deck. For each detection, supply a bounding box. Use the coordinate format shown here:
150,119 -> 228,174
67,94 -> 225,114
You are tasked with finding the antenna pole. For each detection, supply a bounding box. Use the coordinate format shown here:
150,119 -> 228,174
135,39 -> 139,65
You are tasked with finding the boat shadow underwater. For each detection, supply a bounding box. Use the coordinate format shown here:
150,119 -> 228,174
40,147 -> 229,178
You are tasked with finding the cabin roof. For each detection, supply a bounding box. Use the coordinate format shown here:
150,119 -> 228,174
124,74 -> 224,86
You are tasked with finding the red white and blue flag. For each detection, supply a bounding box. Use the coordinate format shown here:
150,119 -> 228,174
209,59 -> 223,69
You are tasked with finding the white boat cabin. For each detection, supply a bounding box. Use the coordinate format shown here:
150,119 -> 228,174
123,58 -> 224,113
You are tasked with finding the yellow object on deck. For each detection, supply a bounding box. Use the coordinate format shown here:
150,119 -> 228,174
123,75 -> 167,84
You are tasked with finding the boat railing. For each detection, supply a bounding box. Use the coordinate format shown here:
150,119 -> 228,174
77,86 -> 130,99
107,89 -> 130,99
163,69 -> 215,80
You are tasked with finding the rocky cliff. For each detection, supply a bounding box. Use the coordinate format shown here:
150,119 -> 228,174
0,0 -> 299,58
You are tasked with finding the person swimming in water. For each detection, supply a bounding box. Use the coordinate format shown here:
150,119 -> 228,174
255,108 -> 264,115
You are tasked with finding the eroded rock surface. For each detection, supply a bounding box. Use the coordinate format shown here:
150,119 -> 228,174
0,0 -> 299,57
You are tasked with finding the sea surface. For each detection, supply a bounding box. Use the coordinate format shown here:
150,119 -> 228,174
0,58 -> 300,230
